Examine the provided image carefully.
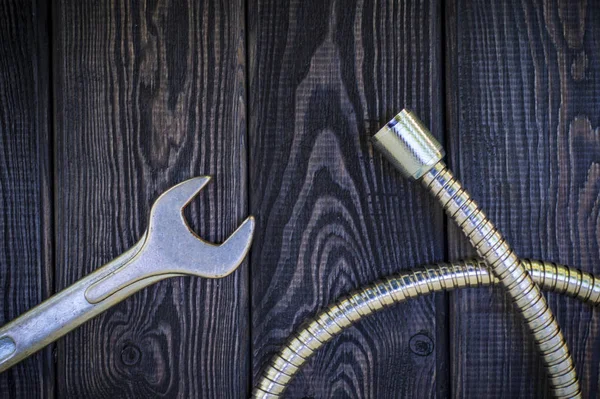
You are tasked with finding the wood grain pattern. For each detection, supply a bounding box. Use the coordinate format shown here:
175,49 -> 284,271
1,1 -> 599,397
53,0 -> 248,397
248,0 -> 447,397
445,0 -> 600,397
0,0 -> 53,397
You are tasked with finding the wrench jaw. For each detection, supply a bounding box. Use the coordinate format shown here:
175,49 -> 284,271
145,175 -> 255,277
84,177 -> 256,303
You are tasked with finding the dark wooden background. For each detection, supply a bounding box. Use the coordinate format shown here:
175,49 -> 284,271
0,0 -> 598,397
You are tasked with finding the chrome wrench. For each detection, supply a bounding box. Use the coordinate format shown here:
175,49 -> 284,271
0,176 -> 255,373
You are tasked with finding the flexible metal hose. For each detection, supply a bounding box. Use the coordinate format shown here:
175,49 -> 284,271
252,259 -> 600,397
371,110 -> 579,397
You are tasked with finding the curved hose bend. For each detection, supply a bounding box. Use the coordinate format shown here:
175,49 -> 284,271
252,259 -> 600,398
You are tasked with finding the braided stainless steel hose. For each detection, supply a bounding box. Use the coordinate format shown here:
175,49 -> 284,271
253,259 -> 600,397
371,110 -> 579,398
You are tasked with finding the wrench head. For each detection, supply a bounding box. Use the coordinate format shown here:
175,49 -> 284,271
145,176 -> 255,278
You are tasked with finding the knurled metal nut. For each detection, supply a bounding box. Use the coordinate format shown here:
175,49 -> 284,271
372,109 -> 444,180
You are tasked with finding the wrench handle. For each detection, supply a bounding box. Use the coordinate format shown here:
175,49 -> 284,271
0,240 -> 173,373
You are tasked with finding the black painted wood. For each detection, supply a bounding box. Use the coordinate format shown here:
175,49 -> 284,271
445,0 -> 600,397
0,0 -> 53,397
1,1 -> 599,397
248,0 -> 446,397
53,1 -> 248,397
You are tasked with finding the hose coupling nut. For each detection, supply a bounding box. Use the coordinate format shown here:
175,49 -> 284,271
372,109 -> 444,180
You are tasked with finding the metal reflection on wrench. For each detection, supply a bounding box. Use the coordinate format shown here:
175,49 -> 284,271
0,176 -> 255,373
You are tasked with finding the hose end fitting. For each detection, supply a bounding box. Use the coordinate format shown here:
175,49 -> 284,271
372,109 -> 444,180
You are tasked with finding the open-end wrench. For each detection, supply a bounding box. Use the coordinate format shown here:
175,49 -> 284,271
0,176 -> 254,373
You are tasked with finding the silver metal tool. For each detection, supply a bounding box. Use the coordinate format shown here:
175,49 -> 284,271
0,176 -> 254,373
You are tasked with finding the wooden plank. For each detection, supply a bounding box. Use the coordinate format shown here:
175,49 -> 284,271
53,1 -> 248,397
445,0 -> 600,397
249,0 -> 446,397
0,0 -> 53,397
